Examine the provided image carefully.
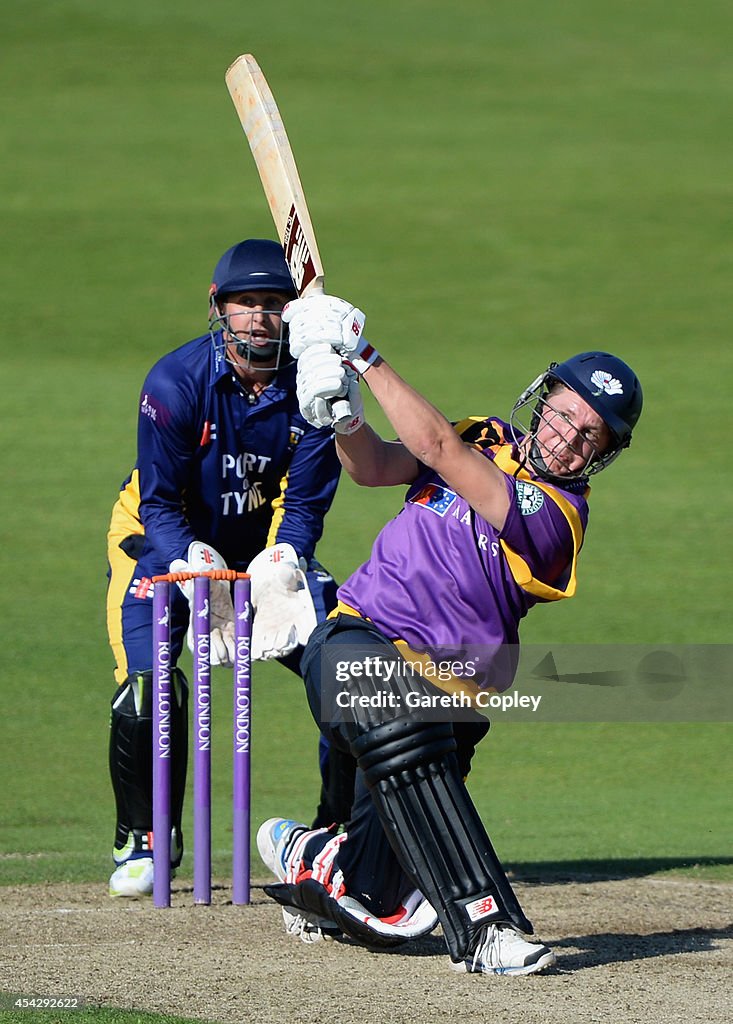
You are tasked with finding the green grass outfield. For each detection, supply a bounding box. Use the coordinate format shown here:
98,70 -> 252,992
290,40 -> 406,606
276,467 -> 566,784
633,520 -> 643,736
1,0 -> 731,956
0,1015 -> 212,1024
0,1013 -> 202,1024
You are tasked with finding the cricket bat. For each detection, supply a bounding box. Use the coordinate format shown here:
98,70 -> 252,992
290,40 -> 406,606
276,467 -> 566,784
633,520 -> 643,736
225,53 -> 351,421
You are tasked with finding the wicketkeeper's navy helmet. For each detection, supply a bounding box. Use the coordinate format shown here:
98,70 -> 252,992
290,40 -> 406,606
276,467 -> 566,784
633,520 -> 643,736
208,239 -> 296,369
510,351 -> 643,481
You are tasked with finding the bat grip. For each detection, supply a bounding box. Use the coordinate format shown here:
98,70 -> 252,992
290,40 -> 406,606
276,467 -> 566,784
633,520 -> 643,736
329,396 -> 353,425
297,284 -> 353,426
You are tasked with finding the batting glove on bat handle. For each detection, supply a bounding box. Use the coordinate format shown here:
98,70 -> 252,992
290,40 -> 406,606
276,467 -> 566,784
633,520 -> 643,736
331,370 -> 365,435
297,345 -> 365,434
283,295 -> 379,375
329,396 -> 353,424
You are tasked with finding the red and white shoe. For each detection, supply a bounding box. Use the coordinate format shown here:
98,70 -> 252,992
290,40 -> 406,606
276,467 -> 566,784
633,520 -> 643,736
257,818 -> 341,942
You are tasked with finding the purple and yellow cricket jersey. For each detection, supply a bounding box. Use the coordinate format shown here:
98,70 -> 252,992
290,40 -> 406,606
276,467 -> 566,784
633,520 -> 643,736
338,417 -> 590,691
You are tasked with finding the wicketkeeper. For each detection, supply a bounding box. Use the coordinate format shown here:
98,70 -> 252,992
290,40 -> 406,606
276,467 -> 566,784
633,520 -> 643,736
105,241 -> 355,898
257,294 -> 643,973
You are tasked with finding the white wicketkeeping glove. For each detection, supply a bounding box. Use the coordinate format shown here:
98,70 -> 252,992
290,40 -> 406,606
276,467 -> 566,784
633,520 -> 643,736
283,295 -> 379,375
246,543 -> 318,661
296,344 -> 365,434
169,541 -> 235,667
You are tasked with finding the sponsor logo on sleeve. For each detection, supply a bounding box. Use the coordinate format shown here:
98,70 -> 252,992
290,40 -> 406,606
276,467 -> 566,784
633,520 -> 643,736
516,480 -> 545,516
140,393 -> 170,427
410,484 -> 457,517
140,394 -> 157,421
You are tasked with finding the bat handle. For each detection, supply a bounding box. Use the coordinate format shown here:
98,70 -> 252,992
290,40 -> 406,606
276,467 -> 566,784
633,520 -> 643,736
329,396 -> 353,426
297,283 -> 353,427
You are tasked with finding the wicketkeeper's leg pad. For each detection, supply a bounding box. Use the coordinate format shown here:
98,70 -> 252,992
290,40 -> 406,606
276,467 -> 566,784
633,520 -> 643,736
109,669 -> 188,865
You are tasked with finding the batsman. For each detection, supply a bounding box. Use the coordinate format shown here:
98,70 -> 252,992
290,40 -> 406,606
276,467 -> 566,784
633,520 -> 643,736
105,240 -> 355,899
257,293 -> 643,974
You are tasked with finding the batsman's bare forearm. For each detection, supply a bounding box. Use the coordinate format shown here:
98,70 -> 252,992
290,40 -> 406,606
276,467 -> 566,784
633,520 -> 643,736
335,418 -> 418,487
359,358 -> 466,474
347,357 -> 511,529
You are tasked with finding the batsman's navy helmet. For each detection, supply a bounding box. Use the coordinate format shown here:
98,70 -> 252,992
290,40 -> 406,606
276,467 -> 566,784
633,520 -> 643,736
210,239 -> 296,300
547,351 -> 642,446
510,351 -> 643,480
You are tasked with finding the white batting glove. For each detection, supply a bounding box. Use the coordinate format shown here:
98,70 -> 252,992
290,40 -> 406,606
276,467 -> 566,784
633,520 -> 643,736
169,542 -> 235,667
333,378 -> 365,435
246,543 -> 318,661
296,344 -> 365,434
283,295 -> 379,375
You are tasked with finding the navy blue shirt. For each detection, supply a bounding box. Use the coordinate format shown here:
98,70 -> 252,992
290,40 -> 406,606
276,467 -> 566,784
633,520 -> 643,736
113,333 -> 341,571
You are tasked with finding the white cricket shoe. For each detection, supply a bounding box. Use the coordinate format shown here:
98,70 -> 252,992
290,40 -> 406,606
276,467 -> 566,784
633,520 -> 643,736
256,817 -> 309,879
451,922 -> 556,977
109,857 -> 155,898
257,817 -> 341,943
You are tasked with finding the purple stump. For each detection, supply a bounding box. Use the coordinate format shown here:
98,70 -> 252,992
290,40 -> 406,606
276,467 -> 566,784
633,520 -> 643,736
232,576 -> 252,905
152,578 -> 173,908
193,575 -> 212,904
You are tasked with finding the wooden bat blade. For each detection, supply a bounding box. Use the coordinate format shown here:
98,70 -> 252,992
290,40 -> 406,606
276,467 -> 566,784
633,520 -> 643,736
225,54 -> 324,297
225,54 -> 352,426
